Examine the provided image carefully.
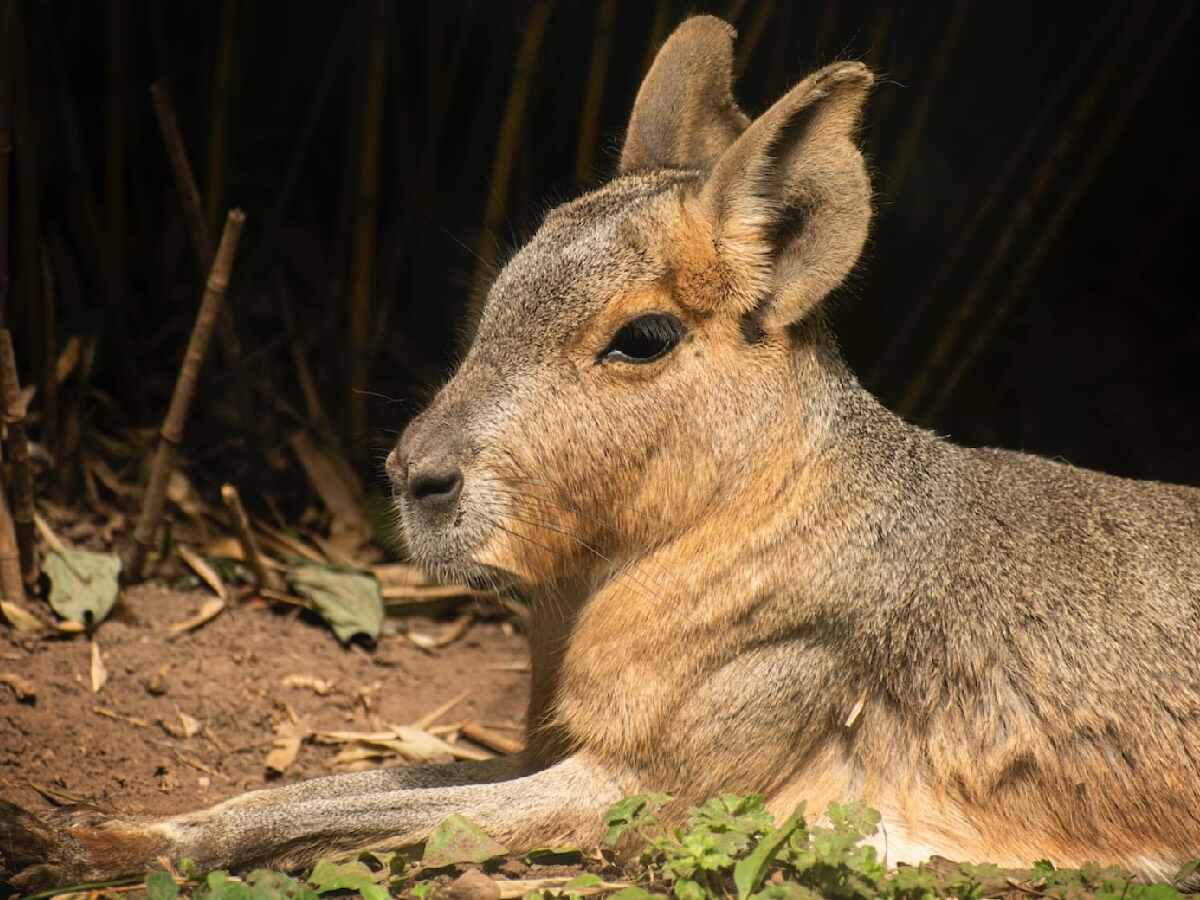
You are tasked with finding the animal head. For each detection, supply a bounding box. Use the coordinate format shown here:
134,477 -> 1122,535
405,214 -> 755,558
391,16 -> 874,589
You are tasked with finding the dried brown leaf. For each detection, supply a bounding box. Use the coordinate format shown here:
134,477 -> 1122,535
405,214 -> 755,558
0,601 -> 45,633
0,672 -> 36,701
90,641 -> 108,693
166,597 -> 226,638
177,545 -> 227,601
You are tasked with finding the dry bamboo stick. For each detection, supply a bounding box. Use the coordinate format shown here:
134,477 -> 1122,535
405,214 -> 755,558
734,0 -> 776,77
38,242 -> 57,455
346,0 -> 392,448
220,483 -> 280,591
130,210 -> 246,580
897,3 -> 1152,419
924,3 -> 1193,419
0,0 -> 13,325
205,0 -> 238,237
0,477 -> 24,604
574,0 -> 617,186
0,329 -> 36,586
106,0 -> 127,312
867,6 -> 1117,390
460,721 -> 524,756
641,0 -> 670,76
150,83 -> 214,279
149,80 -> 248,421
11,2 -> 39,413
471,0 -> 553,298
883,3 -> 967,202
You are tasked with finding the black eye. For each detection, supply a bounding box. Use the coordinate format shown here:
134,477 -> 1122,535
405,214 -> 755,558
599,313 -> 684,364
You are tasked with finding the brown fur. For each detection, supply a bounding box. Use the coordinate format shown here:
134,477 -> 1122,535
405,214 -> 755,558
4,15 -> 1199,891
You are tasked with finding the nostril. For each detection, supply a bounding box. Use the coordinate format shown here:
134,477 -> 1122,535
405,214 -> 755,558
407,464 -> 464,507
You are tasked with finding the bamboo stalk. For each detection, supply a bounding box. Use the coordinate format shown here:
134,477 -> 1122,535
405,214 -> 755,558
205,0 -> 238,237
346,0 -> 392,448
734,0 -> 776,77
11,2 -> 40,409
867,5 -> 1117,389
0,329 -> 36,587
106,0 -> 127,311
641,0 -> 670,76
38,240 -> 57,455
130,210 -> 246,580
150,83 -> 214,279
883,3 -> 967,202
0,479 -> 24,604
276,274 -> 326,428
923,3 -> 1193,420
471,0 -> 553,299
897,2 -> 1153,419
0,0 -> 13,325
220,484 -> 280,590
574,0 -> 617,186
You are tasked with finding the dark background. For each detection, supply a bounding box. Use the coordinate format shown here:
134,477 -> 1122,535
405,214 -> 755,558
3,0 -> 1198,503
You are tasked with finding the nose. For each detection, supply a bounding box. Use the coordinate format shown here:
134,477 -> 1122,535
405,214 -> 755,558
406,458 -> 463,511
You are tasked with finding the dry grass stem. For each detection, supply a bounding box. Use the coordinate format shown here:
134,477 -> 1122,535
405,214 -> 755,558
130,210 -> 246,579
220,483 -> 280,589
575,0 -> 617,185
346,0 -> 392,448
472,0 -> 552,298
0,329 -> 37,586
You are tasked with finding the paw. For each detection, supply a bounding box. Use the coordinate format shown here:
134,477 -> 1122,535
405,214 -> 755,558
0,801 -> 150,893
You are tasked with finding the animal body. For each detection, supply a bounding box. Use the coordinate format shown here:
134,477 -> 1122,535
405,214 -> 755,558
3,15 -> 1199,892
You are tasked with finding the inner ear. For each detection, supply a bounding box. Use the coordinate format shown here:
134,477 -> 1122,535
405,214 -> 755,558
619,16 -> 749,173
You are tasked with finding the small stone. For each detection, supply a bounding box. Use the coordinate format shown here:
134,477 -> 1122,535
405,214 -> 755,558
446,868 -> 500,900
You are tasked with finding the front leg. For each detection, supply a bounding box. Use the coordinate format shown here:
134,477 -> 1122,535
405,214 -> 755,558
1,755 -> 629,892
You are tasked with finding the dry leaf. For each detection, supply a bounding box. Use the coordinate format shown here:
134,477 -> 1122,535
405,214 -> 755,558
0,672 -> 36,701
288,431 -> 371,553
203,536 -> 244,559
166,597 -> 226,637
280,674 -> 334,695
90,641 -> 108,693
0,601 -> 45,633
177,545 -> 227,601
177,709 -> 203,738
264,735 -> 302,773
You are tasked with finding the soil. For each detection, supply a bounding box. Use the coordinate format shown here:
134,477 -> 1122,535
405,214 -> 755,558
0,586 -> 530,819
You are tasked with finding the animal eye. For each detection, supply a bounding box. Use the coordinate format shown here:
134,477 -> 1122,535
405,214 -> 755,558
599,313 -> 684,364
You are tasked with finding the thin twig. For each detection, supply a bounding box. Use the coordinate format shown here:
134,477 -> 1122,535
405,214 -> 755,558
734,0 -> 776,76
897,2 -> 1154,418
205,0 -> 238,236
106,0 -> 127,314
924,2 -> 1193,418
472,0 -> 553,298
0,0 -> 13,324
220,483 -> 279,590
130,210 -> 247,580
460,721 -> 524,756
868,4 -> 1119,389
0,478 -> 24,604
346,0 -> 392,448
149,80 -> 248,425
575,0 -> 617,186
0,329 -> 36,587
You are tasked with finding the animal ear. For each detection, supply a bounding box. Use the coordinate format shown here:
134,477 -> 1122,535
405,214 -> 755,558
699,62 -> 874,331
618,16 -> 749,174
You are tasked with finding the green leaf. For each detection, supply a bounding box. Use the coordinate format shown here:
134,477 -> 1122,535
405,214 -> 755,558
421,814 -> 509,868
608,889 -> 667,900
44,548 -> 121,625
308,859 -> 388,899
288,564 -> 383,643
564,874 -> 603,890
602,792 -> 672,846
524,845 -> 583,863
672,878 -> 706,900
246,869 -> 320,900
146,870 -> 180,900
411,883 -> 437,900
734,808 -> 805,900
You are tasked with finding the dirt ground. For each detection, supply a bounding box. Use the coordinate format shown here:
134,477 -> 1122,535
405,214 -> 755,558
0,585 -> 530,819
